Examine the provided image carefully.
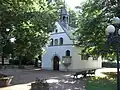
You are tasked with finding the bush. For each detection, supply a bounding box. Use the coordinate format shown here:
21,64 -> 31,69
102,62 -> 120,68
9,56 -> 34,65
9,59 -> 19,65
102,72 -> 117,78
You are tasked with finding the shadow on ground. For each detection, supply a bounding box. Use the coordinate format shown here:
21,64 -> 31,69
0,68 -> 86,90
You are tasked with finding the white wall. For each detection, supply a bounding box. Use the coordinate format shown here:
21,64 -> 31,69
42,45 -> 74,71
51,33 -> 73,45
42,21 -> 102,72
51,22 -> 64,34
49,22 -> 73,45
71,46 -> 102,71
42,22 -> 75,71
42,45 -> 102,71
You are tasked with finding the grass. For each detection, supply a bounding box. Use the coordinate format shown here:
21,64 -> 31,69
86,73 -> 117,90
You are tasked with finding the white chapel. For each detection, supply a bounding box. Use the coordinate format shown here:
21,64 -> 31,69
42,6 -> 102,71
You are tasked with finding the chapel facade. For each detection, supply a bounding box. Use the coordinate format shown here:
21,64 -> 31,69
42,6 -> 102,71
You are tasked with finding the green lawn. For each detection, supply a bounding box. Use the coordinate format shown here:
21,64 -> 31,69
86,77 -> 116,90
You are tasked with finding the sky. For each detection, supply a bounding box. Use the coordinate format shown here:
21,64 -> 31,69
65,0 -> 85,10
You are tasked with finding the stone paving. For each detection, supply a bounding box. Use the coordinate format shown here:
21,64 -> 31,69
0,68 -> 86,90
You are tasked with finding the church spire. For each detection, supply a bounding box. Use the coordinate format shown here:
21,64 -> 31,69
60,2 -> 69,28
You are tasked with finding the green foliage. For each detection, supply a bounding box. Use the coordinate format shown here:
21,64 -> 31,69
102,72 -> 117,78
69,10 -> 78,28
0,0 -> 64,61
75,0 -> 120,59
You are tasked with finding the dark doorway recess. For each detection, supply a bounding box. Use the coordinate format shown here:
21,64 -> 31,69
53,56 -> 59,70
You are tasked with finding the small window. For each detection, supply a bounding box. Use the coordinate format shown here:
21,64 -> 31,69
66,50 -> 70,56
63,16 -> 65,21
50,39 -> 53,46
59,37 -> 63,45
81,54 -> 89,60
55,29 -> 58,33
54,39 -> 58,45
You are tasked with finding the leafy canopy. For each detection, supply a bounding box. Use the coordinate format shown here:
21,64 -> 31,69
0,0 -> 63,59
75,0 -> 120,59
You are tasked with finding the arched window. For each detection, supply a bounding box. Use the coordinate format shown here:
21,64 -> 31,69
63,16 -> 65,21
50,39 -> 53,46
59,37 -> 63,45
54,39 -> 58,45
55,29 -> 58,33
66,50 -> 70,56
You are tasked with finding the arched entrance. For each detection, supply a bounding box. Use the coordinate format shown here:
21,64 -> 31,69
53,56 -> 59,70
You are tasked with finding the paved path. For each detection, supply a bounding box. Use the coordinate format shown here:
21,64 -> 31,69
0,68 -> 86,90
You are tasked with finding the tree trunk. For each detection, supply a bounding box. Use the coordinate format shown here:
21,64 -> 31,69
34,58 -> 38,67
18,55 -> 22,68
1,55 -> 4,66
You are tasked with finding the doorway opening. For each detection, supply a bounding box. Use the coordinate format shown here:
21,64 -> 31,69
53,56 -> 59,70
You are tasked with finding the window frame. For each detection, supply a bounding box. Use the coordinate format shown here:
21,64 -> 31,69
59,37 -> 63,45
50,38 -> 53,46
55,29 -> 58,33
66,50 -> 70,56
54,39 -> 58,45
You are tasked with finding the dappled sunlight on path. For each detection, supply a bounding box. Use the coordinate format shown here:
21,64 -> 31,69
0,68 -> 116,90
95,68 -> 118,77
0,69 -> 86,90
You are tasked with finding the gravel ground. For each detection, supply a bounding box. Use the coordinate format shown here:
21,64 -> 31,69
0,68 -> 86,90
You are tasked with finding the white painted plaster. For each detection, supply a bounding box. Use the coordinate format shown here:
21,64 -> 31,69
42,22 -> 102,72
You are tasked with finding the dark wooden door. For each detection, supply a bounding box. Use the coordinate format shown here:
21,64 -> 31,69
53,56 -> 59,70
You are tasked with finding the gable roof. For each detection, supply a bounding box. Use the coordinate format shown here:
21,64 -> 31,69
58,22 -> 77,40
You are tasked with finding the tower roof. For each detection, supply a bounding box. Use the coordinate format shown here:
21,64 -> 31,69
60,5 -> 69,15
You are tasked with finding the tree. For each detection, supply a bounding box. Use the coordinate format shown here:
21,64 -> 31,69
69,10 -> 78,28
0,0 -> 63,67
75,0 -> 120,59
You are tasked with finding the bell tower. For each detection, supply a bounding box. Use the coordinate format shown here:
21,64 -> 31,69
60,4 -> 69,28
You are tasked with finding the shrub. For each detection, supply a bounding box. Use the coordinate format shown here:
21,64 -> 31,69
9,56 -> 34,65
102,62 -> 119,68
102,72 -> 117,78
